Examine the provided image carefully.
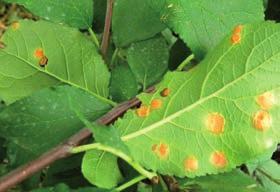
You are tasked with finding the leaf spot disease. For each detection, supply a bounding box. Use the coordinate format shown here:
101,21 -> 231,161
34,48 -> 44,59
231,25 -> 243,45
152,143 -> 169,159
160,88 -> 170,97
11,21 -> 20,31
184,156 -> 198,172
151,99 -> 162,110
257,92 -> 276,110
210,151 -> 227,168
136,105 -> 150,117
253,110 -> 272,131
206,113 -> 225,134
39,56 -> 49,67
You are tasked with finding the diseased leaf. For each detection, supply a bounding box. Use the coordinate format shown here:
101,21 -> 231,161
112,0 -> 166,47
0,85 -> 111,167
109,63 -> 138,102
114,22 -> 280,177
82,150 -> 123,189
0,20 -> 111,105
31,183 -> 110,192
255,160 -> 280,192
127,36 -> 169,89
178,170 -> 265,192
4,0 -> 93,29
149,0 -> 264,58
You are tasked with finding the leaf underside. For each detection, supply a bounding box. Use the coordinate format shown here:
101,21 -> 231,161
114,22 -> 280,177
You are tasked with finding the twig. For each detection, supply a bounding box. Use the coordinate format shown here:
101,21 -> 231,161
0,87 -> 155,192
100,0 -> 114,58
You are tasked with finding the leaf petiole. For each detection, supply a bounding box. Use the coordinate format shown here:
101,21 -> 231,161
71,143 -> 157,179
88,27 -> 100,48
115,175 -> 146,191
176,53 -> 195,71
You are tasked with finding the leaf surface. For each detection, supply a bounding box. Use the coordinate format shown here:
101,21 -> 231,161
127,36 -> 169,89
112,0 -> 166,47
178,170 -> 265,192
149,0 -> 264,58
115,22 -> 280,177
5,0 -> 93,29
0,20 -> 111,105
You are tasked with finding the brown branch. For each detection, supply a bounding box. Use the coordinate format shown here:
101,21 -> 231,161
100,0 -> 114,58
0,87 -> 155,192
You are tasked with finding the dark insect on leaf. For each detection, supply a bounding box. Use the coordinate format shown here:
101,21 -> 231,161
39,56 -> 48,67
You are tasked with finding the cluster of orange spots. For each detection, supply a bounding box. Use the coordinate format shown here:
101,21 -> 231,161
231,25 -> 243,45
151,99 -> 162,110
210,151 -> 227,168
160,88 -> 170,97
206,113 -> 225,134
136,105 -> 150,117
184,156 -> 198,172
34,48 -> 48,67
257,92 -> 276,110
11,21 -> 20,31
253,110 -> 272,131
152,143 -> 169,159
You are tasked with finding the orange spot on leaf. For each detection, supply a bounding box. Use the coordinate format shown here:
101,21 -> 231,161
257,92 -> 276,110
206,113 -> 225,134
210,151 -> 227,168
11,21 -> 20,30
253,110 -> 272,131
184,156 -> 198,172
231,25 -> 243,45
136,105 -> 150,117
160,88 -> 170,97
34,48 -> 44,59
152,143 -> 169,159
151,99 -> 162,109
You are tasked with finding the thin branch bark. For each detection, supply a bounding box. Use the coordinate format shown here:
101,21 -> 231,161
100,0 -> 114,58
0,87 -> 155,192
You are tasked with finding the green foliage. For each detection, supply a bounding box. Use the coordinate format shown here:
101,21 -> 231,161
0,85 -> 111,167
0,1 -> 280,191
0,20 -> 111,105
149,0 -> 264,58
127,36 -> 169,89
4,0 -> 94,29
115,22 -> 280,177
112,0 -> 166,47
178,170 -> 265,192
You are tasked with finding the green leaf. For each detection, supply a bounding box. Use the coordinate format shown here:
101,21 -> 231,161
4,0 -> 93,29
32,183 -> 111,192
255,160 -> 280,192
0,85 -> 111,167
82,150 -> 123,189
178,170 -> 265,192
110,63 -> 138,102
114,22 -> 280,177
149,0 -> 264,58
127,36 -> 169,89
0,20 -> 113,105
112,0 -> 166,47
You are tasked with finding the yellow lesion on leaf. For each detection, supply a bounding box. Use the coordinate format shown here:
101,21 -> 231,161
136,105 -> 150,117
253,110 -> 272,131
206,113 -> 225,134
152,143 -> 169,159
160,88 -> 170,97
231,25 -> 243,45
34,48 -> 44,59
210,151 -> 227,168
257,92 -> 276,110
11,21 -> 20,31
151,99 -> 162,110
184,156 -> 198,172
